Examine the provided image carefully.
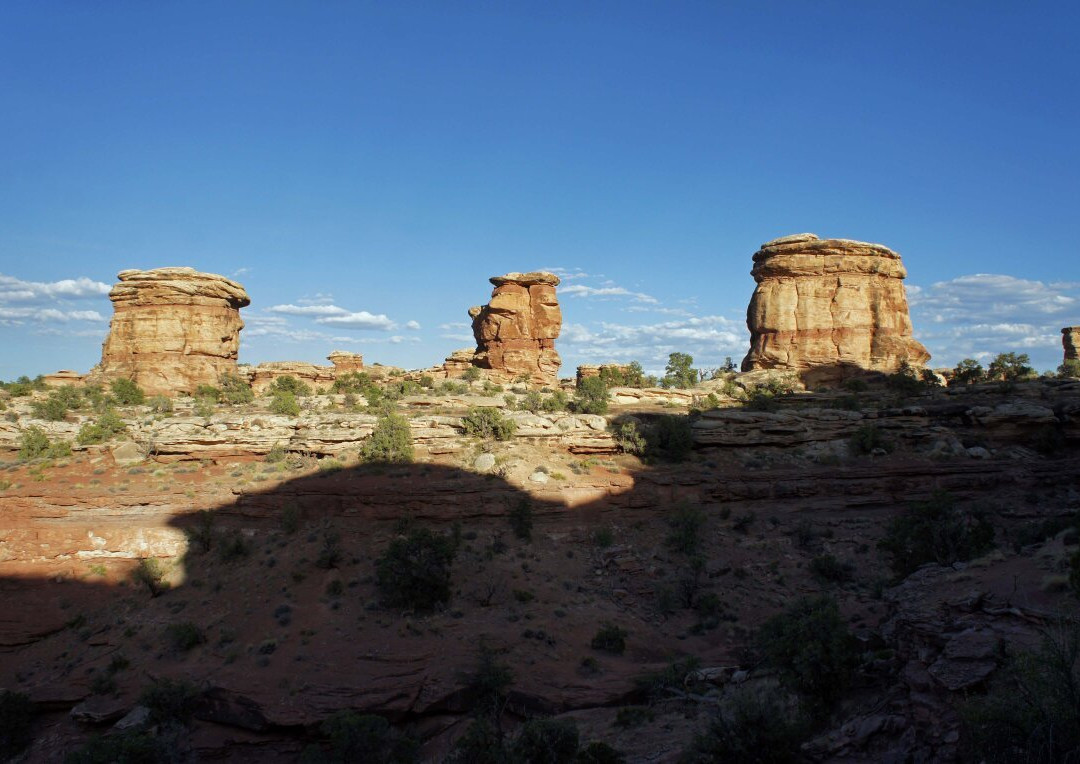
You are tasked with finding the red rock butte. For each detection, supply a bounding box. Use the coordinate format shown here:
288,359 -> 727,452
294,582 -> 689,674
469,271 -> 562,387
90,267 -> 250,397
742,233 -> 930,383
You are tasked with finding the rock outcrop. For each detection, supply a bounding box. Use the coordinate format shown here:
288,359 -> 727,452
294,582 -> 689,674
742,234 -> 929,384
92,268 -> 250,396
1064,327 -> 1079,363
247,362 -> 336,395
326,351 -> 364,375
469,272 -> 562,386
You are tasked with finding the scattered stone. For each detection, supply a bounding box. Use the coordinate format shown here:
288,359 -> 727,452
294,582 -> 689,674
473,453 -> 496,472
111,441 -> 145,467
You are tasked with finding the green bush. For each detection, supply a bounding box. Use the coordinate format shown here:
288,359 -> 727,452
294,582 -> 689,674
332,372 -> 372,395
219,372 -> 254,404
960,621 -> 1080,763
662,352 -> 697,389
987,352 -> 1035,382
110,378 -> 146,405
509,498 -> 533,541
65,729 -> 172,764
447,718 -> 506,763
878,492 -> 995,578
614,420 -> 647,455
270,375 -> 312,397
375,527 -> 457,611
512,718 -> 580,764
148,395 -> 173,414
598,361 -> 646,388
590,623 -> 628,654
132,557 -> 169,596
649,415 -> 694,461
32,388 -> 81,420
679,687 -> 808,764
195,384 -> 221,400
77,409 -> 126,444
849,423 -> 892,455
540,390 -> 570,412
951,358 -> 985,386
18,426 -> 50,460
462,407 -> 517,441
302,710 -> 418,763
0,689 -> 33,760
270,390 -> 301,416
572,376 -> 609,414
361,412 -> 414,463
756,596 -> 856,715
46,439 -> 73,459
166,621 -> 206,652
1059,359 -> 1080,379
667,502 -> 706,556
462,366 -> 482,383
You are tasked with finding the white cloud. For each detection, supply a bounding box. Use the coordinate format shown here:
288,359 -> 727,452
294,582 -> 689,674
440,321 -> 470,330
0,273 -> 111,302
405,320 -> 421,330
0,306 -> 105,323
268,304 -> 350,316
315,311 -> 396,330
543,267 -> 595,281
908,273 -> 1080,368
561,284 -> 659,304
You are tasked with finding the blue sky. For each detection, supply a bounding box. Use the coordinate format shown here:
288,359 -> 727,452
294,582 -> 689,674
2,1 -> 1078,378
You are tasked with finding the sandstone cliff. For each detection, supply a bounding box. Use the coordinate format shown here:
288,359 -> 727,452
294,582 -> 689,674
1064,326 -> 1079,363
91,268 -> 250,397
470,271 -> 562,386
742,234 -> 929,383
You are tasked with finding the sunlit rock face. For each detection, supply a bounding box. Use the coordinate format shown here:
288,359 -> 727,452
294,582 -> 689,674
94,267 -> 250,396
1064,327 -> 1080,363
742,234 -> 930,384
470,271 -> 562,387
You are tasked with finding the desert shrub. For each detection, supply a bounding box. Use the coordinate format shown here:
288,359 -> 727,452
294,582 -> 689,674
166,621 -> 206,652
139,678 -> 201,725
462,366 -> 482,383
270,390 -> 301,416
591,623 -> 628,654
512,718 -> 580,764
849,423 -> 892,455
195,384 -> 221,400
667,502 -> 706,556
842,377 -> 869,393
459,643 -> 514,722
598,361 -> 646,389
281,504 -> 301,534
691,392 -> 720,413
744,377 -> 795,411
462,407 -> 517,441
32,387 -> 81,420
635,655 -> 703,700
572,376 -> 609,415
1059,359 -> 1080,379
148,395 -> 173,414
193,395 -> 216,418
509,498 -> 533,541
77,408 -> 126,444
132,557 -> 169,596
183,510 -> 215,553
578,741 -> 626,764
961,620 -> 1080,764
315,527 -> 342,569
46,439 -> 72,458
540,390 -> 570,412
65,729 -> 172,764
219,372 -> 254,403
217,529 -> 250,561
809,554 -> 854,584
756,596 -> 857,715
447,718 -> 507,764
648,414 -> 694,461
879,492 -> 995,578
592,526 -> 614,548
361,411 -> 414,463
614,420 -> 647,455
679,687 -> 808,764
662,352 -> 697,389
2,375 -> 46,396
0,689 -> 33,760
18,426 -> 50,460
271,375 -> 312,397
987,352 -> 1035,382
438,380 -> 469,395
302,710 -> 418,764
332,372 -> 372,395
885,361 -> 931,395
110,378 -> 145,405
376,527 -> 457,611
266,442 -> 287,463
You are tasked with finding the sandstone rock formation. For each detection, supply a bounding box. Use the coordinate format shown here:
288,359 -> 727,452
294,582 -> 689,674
1064,326 -> 1079,363
326,351 -> 364,374
469,272 -> 562,386
92,268 -> 250,396
247,361 -> 336,395
742,234 -> 930,384
42,370 -> 84,387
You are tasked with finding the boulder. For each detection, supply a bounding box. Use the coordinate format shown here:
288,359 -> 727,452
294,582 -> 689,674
91,267 -> 250,397
742,234 -> 930,384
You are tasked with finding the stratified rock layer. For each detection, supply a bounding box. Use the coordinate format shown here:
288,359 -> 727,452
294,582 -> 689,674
470,271 -> 562,386
742,234 -> 929,382
95,268 -> 250,396
1064,327 -> 1080,363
